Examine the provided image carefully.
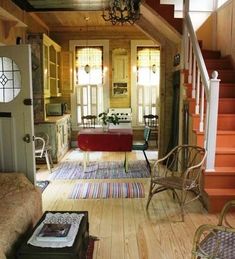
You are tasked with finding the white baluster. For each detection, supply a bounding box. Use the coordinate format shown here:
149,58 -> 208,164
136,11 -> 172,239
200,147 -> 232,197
188,41 -> 192,84
199,84 -> 204,132
195,69 -> 200,114
192,54 -> 196,98
205,71 -> 220,172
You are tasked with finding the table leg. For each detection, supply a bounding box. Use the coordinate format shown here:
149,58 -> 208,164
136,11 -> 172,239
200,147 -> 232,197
124,152 -> 129,173
83,151 -> 90,172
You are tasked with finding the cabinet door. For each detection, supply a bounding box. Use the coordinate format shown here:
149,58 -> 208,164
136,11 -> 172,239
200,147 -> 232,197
61,51 -> 74,96
113,55 -> 128,82
43,44 -> 50,98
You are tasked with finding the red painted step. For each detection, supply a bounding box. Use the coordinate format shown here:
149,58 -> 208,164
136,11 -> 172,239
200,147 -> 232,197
202,49 -> 221,59
219,83 -> 235,98
188,98 -> 235,114
203,167 -> 235,189
208,69 -> 235,83
145,0 -> 183,34
215,147 -> 235,167
186,83 -> 235,98
203,188 -> 235,213
194,130 -> 235,148
205,57 -> 233,70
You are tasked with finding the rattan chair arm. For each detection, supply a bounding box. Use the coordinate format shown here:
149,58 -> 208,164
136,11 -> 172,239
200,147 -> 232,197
184,150 -> 207,179
218,199 -> 235,226
191,224 -> 235,259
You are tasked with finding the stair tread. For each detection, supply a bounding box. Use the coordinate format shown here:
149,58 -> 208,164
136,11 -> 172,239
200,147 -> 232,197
204,188 -> 235,195
216,147 -> 235,153
205,166 -> 235,174
194,130 -> 235,135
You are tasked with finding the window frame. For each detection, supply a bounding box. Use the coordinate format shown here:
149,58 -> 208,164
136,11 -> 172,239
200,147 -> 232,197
69,40 -> 109,130
131,40 -> 160,128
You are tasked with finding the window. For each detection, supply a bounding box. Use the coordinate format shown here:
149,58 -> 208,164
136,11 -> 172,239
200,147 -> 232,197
136,47 -> 160,124
75,47 -> 103,124
0,57 -> 21,103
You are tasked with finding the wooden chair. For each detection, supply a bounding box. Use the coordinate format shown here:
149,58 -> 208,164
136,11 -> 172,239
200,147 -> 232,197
143,114 -> 158,146
132,126 -> 151,171
81,115 -> 97,128
146,145 -> 207,221
192,200 -> 235,258
34,132 -> 53,173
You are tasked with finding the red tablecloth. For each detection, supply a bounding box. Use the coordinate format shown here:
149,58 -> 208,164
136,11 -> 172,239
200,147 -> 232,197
77,128 -> 133,152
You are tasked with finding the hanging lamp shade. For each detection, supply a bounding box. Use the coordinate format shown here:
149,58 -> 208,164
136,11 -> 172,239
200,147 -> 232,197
85,64 -> 91,74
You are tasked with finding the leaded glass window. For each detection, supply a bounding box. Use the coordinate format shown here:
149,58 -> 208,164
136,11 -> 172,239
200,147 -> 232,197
0,57 -> 21,103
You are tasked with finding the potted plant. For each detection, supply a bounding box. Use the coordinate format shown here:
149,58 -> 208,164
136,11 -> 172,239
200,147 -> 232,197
98,112 -> 119,131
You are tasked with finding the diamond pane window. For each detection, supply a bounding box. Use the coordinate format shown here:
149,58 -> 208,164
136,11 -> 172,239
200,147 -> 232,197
0,57 -> 21,103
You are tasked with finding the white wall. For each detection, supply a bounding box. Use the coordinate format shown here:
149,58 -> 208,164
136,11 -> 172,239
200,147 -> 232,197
161,0 -> 216,30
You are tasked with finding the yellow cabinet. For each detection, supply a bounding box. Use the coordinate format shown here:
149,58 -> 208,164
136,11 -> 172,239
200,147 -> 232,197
60,51 -> 74,96
28,33 -> 61,122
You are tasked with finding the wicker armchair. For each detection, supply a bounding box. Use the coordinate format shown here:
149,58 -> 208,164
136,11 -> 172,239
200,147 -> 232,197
192,200 -> 235,259
146,145 -> 207,221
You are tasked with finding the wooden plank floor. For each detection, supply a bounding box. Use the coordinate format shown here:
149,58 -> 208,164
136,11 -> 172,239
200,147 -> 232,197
37,149 -> 224,259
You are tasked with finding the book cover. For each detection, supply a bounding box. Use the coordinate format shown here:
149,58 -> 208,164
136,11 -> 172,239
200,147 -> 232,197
36,223 -> 71,241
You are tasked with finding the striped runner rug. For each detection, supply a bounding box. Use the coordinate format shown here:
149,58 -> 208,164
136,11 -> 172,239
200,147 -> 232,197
69,182 -> 145,199
50,160 -> 150,180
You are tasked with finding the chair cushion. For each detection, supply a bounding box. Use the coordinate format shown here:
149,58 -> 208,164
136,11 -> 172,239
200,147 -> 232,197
132,141 -> 148,151
197,230 -> 235,259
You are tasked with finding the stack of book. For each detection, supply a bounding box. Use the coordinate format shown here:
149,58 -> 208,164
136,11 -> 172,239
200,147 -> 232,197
36,223 -> 71,242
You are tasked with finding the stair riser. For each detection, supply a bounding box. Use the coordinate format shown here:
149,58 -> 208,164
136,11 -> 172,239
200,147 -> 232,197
196,133 -> 235,148
204,194 -> 235,213
215,153 -> 235,167
191,113 -> 235,131
206,62 -> 232,70
208,71 -> 235,83
188,99 -> 235,114
145,0 -> 182,33
202,50 -> 221,59
203,174 -> 235,189
219,85 -> 235,98
186,85 -> 235,98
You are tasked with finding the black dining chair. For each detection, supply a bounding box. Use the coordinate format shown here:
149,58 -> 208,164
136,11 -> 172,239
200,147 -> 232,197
143,114 -> 159,146
132,126 -> 151,171
81,115 -> 97,128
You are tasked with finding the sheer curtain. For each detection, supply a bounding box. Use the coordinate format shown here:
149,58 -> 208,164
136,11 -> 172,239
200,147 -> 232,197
137,47 -> 160,124
75,47 -> 103,123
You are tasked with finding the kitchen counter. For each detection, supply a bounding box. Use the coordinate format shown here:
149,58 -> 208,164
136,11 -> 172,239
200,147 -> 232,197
34,114 -> 70,124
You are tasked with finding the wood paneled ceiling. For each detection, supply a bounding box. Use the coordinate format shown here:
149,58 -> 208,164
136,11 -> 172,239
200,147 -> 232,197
12,0 -> 109,11
11,0 -> 141,31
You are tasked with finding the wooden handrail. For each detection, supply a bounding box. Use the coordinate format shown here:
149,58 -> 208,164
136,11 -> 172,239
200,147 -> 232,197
183,8 -> 220,171
185,13 -> 209,98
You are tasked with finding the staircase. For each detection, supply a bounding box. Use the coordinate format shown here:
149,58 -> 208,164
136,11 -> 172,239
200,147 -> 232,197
144,0 -> 235,212
187,49 -> 235,212
145,0 -> 183,34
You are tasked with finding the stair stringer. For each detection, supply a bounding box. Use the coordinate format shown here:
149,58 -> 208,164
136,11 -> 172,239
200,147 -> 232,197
137,3 -> 181,45
185,49 -> 235,213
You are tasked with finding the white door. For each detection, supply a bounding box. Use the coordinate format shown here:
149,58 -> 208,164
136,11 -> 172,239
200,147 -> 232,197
0,45 -> 35,184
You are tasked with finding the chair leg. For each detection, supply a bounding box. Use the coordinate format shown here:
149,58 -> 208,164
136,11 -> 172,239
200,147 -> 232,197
44,150 -> 52,173
48,150 -> 54,168
146,181 -> 154,210
143,150 -> 150,172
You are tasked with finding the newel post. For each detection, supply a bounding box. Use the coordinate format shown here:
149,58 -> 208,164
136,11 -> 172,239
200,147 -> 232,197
205,71 -> 220,171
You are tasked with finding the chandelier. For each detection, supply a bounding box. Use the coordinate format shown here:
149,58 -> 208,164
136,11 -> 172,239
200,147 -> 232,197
102,0 -> 141,25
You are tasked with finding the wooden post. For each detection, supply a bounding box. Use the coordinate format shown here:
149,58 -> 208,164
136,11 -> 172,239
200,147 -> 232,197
205,71 -> 220,171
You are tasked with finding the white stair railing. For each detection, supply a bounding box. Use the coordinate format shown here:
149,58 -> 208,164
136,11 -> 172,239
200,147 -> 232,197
183,9 -> 220,171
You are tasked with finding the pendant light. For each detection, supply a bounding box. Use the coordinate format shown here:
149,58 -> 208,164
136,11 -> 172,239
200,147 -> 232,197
84,16 -> 90,74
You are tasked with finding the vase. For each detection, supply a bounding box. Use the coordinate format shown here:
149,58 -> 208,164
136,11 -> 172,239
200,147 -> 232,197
102,123 -> 109,132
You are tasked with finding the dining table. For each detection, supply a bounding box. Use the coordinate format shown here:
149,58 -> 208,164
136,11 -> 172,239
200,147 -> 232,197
77,127 -> 133,172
